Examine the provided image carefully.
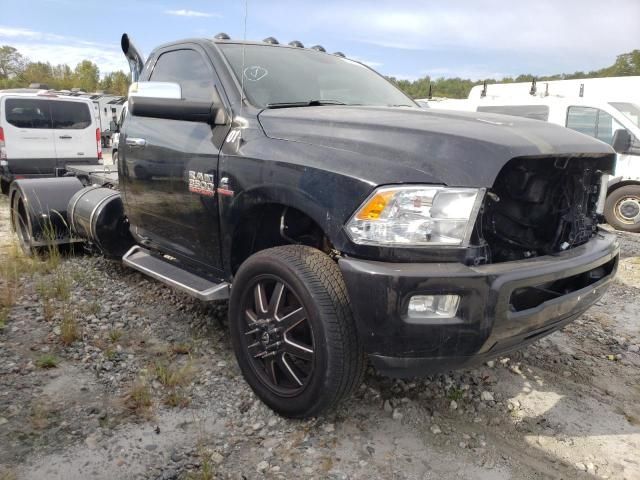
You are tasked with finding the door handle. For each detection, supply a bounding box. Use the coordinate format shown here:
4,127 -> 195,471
126,137 -> 147,147
59,135 -> 72,139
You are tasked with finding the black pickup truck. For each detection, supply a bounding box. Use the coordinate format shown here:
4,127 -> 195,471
9,33 -> 619,418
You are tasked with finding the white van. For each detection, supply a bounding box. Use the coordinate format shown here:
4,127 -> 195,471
432,96 -> 640,232
467,76 -> 640,104
0,91 -> 102,194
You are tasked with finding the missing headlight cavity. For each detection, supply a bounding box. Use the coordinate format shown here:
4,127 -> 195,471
476,156 -> 612,263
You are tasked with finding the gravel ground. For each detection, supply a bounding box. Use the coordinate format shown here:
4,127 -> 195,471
1,193 -> 640,480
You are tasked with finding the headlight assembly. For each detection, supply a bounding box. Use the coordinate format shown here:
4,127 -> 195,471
345,185 -> 484,247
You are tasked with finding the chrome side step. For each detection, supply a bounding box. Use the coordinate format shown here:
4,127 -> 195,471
122,245 -> 230,301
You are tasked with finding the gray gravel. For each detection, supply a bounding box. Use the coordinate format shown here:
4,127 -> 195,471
1,194 -> 640,480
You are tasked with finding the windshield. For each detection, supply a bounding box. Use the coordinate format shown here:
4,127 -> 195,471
610,102 -> 640,129
217,44 -> 416,109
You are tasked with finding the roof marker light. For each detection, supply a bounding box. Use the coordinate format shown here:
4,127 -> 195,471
311,45 -> 326,52
263,37 -> 279,45
333,51 -> 346,57
288,40 -> 304,48
215,32 -> 231,40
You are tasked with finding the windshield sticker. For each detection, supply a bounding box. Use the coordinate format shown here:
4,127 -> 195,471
243,65 -> 268,82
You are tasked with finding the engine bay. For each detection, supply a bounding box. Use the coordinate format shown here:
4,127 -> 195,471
477,156 -> 611,263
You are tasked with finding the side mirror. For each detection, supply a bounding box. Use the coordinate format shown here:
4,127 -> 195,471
128,81 -> 226,125
612,129 -> 632,154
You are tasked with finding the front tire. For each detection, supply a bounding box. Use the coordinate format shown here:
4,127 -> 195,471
229,245 -> 365,418
604,185 -> 640,233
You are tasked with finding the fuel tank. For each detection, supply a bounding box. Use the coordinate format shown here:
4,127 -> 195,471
67,186 -> 134,258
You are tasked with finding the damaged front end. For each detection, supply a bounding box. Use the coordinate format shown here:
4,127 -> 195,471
475,155 -> 615,263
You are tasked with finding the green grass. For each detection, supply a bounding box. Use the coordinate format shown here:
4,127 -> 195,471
447,387 -> 464,402
108,328 -> 123,344
36,354 -> 59,369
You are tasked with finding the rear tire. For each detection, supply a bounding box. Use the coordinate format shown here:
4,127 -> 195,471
229,245 -> 365,418
112,149 -> 118,165
1,179 -> 9,196
604,185 -> 640,233
10,191 -> 36,255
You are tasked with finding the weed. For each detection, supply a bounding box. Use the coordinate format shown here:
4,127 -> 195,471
164,390 -> 191,408
447,387 -> 464,402
153,360 -> 195,389
36,354 -> 59,369
185,456 -> 215,480
0,315 -> 6,331
51,272 -> 71,301
42,299 -> 55,322
60,310 -> 80,345
109,328 -> 123,344
170,342 -> 192,355
36,272 -> 71,302
105,347 -> 118,360
86,301 -> 101,316
123,380 -> 153,417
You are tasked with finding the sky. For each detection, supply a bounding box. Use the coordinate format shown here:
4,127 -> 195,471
1,0 -> 639,81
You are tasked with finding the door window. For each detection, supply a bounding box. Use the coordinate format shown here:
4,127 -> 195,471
566,106 -> 597,137
595,111 -> 625,145
567,106 -> 628,146
51,101 -> 92,129
4,98 -> 52,129
150,49 -> 215,102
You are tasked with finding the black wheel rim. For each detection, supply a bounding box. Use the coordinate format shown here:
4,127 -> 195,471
240,275 -> 315,397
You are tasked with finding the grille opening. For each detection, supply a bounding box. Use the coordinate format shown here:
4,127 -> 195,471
509,257 -> 616,312
475,156 -> 613,264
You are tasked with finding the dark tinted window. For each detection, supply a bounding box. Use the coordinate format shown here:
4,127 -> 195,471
477,105 -> 549,121
150,49 -> 214,102
51,101 -> 92,129
5,98 -> 51,129
566,106 -> 597,137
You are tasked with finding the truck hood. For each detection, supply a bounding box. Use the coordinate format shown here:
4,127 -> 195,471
257,106 -> 614,187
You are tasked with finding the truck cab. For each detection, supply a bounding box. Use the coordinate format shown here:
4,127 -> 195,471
9,33 -> 620,418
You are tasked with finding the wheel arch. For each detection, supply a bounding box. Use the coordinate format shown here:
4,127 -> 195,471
607,177 -> 640,194
227,199 -> 334,275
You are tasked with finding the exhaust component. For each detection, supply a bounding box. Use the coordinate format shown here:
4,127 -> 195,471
67,186 -> 134,258
121,33 -> 145,82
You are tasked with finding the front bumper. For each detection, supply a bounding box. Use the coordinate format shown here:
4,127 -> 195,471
339,231 -> 619,377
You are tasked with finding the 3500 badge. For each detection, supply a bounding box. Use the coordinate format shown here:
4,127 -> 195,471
188,171 -> 215,197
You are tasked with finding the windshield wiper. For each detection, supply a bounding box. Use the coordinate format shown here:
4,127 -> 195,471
265,99 -> 347,109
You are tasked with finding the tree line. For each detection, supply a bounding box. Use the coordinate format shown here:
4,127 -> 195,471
0,45 -> 130,96
388,49 -> 640,99
1,43 -> 638,100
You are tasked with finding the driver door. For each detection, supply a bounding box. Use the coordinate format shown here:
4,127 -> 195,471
123,45 -> 230,272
